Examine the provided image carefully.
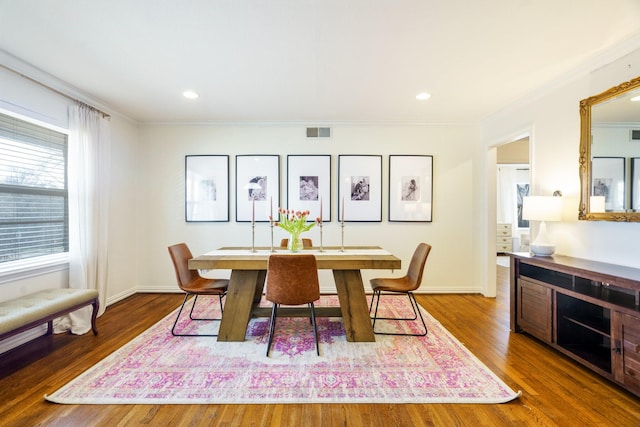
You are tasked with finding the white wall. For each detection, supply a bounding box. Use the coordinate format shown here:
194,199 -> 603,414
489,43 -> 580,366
136,123 -> 483,294
104,116 -> 140,302
483,45 -> 640,268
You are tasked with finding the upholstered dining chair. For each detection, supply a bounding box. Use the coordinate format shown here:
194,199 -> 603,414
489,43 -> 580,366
368,243 -> 432,336
168,243 -> 229,337
279,238 -> 313,248
265,254 -> 321,356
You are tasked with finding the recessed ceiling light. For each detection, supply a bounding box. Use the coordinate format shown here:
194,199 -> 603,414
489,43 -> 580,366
631,95 -> 640,102
183,90 -> 199,99
416,92 -> 431,101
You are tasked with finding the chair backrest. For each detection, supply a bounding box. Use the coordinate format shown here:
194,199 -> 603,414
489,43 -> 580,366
266,254 -> 320,306
405,243 -> 432,291
279,238 -> 313,248
168,243 -> 200,290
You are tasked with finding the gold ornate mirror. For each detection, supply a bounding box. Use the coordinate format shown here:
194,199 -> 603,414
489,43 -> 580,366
579,76 -> 640,221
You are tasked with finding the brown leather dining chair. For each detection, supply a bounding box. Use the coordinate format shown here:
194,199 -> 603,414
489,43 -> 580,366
168,243 -> 229,337
279,238 -> 313,248
265,254 -> 321,356
368,243 -> 432,336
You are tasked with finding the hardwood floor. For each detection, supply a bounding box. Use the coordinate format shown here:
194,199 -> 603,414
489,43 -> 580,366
1,266 -> 639,426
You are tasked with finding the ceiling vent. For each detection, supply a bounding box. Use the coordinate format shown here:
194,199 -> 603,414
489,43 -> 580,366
631,129 -> 640,141
306,127 -> 331,138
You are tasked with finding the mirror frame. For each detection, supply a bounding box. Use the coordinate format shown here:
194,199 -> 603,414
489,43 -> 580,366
579,75 -> 640,222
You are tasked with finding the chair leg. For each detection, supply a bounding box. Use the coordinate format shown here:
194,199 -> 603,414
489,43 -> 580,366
368,291 -> 378,313
188,293 -> 226,321
309,302 -> 320,356
371,289 -> 381,331
370,291 -> 428,337
371,291 -> 418,321
266,303 -> 320,357
266,303 -> 279,357
172,293 -> 190,336
172,293 -> 222,337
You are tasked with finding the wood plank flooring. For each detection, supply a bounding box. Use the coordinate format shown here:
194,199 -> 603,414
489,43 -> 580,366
1,266 -> 639,426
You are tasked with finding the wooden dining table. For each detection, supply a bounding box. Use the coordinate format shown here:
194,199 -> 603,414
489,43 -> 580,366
189,246 -> 401,342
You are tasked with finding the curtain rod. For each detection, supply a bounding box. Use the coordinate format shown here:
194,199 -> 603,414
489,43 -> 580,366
1,63 -> 111,119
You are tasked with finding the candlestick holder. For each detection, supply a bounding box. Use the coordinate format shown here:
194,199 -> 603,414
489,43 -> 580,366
251,223 -> 257,253
270,222 -> 275,252
340,221 -> 345,252
319,222 -> 324,252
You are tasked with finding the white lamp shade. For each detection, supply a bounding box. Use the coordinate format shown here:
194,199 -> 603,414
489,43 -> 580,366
522,196 -> 562,222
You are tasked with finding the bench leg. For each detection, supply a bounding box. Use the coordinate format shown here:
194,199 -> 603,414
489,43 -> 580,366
90,298 -> 99,335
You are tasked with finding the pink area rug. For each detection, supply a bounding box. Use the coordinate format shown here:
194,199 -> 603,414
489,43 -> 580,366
45,295 -> 521,404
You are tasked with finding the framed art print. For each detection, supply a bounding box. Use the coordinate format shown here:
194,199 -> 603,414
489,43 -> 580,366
338,155 -> 382,222
631,157 -> 640,211
591,157 -> 625,211
287,155 -> 331,222
185,155 -> 229,222
388,155 -> 433,222
235,155 -> 280,222
516,183 -> 529,228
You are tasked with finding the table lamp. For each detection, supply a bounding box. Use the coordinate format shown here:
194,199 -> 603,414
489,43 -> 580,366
522,196 -> 563,256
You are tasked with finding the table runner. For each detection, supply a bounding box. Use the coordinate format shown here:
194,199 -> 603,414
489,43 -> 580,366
205,248 -> 392,256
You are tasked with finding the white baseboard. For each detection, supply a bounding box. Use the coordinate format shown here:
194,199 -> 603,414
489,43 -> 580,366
415,285 -> 480,294
0,283 -> 480,356
105,288 -> 138,306
134,284 -> 479,295
136,285 -> 181,294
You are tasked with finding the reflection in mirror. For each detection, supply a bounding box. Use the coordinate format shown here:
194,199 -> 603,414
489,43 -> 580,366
579,76 -> 640,221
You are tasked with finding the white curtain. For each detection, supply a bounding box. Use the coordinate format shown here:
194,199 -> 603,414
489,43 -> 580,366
497,166 -> 530,242
497,166 -> 517,225
58,103 -> 110,334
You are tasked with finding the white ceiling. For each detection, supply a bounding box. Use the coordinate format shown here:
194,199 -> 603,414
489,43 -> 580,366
1,0 -> 640,124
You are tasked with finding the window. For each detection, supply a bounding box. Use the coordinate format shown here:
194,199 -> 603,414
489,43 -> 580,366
0,112 -> 68,264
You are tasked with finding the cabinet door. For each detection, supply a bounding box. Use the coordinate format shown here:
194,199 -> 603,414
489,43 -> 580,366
612,312 -> 640,394
517,278 -> 553,343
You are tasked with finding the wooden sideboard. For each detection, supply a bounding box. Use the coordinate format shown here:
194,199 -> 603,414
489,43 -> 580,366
509,252 -> 640,397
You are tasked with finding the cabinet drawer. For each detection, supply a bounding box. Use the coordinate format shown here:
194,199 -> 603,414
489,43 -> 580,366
497,236 -> 511,245
497,243 -> 512,252
497,223 -> 512,236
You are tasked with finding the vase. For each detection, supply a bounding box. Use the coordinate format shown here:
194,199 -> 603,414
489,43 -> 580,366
288,233 -> 304,253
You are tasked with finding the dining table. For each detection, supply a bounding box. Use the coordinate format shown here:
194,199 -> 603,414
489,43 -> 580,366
188,246 -> 401,342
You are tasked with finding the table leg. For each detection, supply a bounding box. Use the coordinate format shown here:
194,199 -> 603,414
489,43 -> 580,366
332,269 -> 376,342
217,269 -> 265,341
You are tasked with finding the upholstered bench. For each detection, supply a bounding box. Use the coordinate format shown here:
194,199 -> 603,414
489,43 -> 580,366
0,289 -> 99,342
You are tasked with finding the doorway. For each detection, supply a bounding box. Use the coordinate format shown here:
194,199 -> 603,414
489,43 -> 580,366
495,137 -> 530,267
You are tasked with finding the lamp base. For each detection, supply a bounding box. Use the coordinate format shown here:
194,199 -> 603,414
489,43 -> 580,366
530,244 -> 556,256
529,221 -> 556,256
